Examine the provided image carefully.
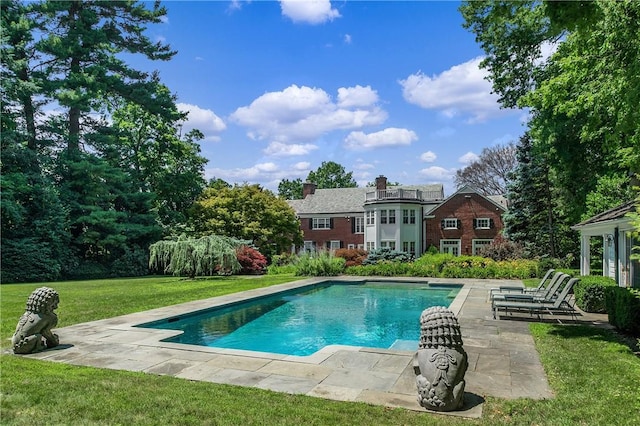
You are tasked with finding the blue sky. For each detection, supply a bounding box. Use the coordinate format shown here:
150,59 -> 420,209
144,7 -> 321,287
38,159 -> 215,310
143,1 -> 526,195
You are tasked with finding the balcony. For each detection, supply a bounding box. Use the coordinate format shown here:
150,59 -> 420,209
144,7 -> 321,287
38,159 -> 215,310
365,189 -> 443,202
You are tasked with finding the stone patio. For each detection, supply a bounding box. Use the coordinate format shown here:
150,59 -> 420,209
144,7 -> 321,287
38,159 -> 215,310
15,276 -> 605,419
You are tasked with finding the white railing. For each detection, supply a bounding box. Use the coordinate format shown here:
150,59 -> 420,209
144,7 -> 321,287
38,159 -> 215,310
365,189 -> 442,202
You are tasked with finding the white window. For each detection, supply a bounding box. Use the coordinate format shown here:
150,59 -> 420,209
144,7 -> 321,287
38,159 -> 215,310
366,241 -> 375,251
347,243 -> 355,249
442,218 -> 459,229
357,244 -> 365,250
380,240 -> 396,250
380,210 -> 388,224
312,218 -> 331,230
473,239 -> 493,255
475,218 -> 491,229
403,209 -> 416,224
403,241 -> 416,255
329,240 -> 341,250
366,211 -> 375,226
354,216 -> 365,233
303,241 -> 316,253
440,239 -> 461,256
388,209 -> 396,224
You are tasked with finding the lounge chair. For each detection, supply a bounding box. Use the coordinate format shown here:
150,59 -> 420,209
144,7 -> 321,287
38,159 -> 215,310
493,277 -> 579,321
489,269 -> 555,299
490,271 -> 567,303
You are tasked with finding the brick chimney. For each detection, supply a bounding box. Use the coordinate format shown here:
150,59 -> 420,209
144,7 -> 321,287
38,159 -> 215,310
375,175 -> 387,190
302,182 -> 317,198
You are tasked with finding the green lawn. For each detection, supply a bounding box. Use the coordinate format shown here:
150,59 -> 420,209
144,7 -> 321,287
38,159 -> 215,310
2,276 -> 639,425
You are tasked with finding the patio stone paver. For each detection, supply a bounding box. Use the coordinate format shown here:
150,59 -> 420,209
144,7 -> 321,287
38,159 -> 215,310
11,276 -> 608,418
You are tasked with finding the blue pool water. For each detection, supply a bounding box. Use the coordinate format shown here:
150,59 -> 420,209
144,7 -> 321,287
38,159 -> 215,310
137,281 -> 461,356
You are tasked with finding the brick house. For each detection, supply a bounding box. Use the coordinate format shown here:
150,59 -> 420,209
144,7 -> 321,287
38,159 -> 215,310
424,185 -> 507,256
287,177 -> 506,257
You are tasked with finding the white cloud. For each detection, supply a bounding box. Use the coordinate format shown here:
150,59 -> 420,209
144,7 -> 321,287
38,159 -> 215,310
159,16 -> 169,24
177,103 -> 226,142
205,161 -> 313,191
399,57 -> 510,123
344,127 -> 417,150
344,33 -> 352,44
420,151 -> 437,162
230,84 -> 387,143
264,141 -> 318,157
337,85 -> 378,108
280,0 -> 341,25
458,151 -> 479,164
293,161 -> 311,170
418,166 -> 456,181
353,161 -> 375,170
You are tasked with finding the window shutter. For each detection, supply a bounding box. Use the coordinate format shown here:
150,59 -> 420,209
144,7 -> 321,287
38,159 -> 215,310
456,218 -> 460,229
473,218 -> 477,229
309,218 -> 313,229
340,241 -> 344,248
351,217 -> 355,233
490,218 -> 495,228
330,218 -> 334,229
325,241 -> 330,249
441,219 -> 445,229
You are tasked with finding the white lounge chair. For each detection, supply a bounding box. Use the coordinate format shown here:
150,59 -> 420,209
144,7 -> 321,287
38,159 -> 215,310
493,277 -> 579,321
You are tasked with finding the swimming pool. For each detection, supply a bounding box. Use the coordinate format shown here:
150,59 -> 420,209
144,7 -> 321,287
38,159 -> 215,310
137,280 -> 462,356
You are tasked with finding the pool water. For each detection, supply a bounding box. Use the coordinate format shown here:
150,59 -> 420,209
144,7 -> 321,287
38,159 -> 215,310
137,281 -> 461,356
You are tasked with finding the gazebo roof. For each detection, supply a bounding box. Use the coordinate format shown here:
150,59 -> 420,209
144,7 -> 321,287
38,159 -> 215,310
573,201 -> 636,228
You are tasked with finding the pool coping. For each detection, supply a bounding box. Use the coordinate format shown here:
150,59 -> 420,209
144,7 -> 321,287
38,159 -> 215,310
14,277 -> 558,419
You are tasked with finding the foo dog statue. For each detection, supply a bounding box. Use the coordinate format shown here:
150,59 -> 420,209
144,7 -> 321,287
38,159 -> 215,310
12,287 -> 60,354
413,306 -> 468,411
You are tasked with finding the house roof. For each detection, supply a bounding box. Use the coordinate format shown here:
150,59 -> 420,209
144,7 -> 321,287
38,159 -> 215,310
428,185 -> 508,214
287,184 -> 444,215
573,200 -> 636,228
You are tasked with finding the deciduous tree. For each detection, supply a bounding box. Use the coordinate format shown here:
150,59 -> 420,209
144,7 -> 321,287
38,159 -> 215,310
454,143 -> 517,195
189,184 -> 303,260
306,161 -> 357,189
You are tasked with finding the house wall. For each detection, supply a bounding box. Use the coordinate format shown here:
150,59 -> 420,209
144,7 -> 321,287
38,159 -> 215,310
299,215 -> 364,250
425,193 -> 504,256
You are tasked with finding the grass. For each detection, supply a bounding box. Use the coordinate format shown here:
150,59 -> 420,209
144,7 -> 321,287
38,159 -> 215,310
2,276 -> 640,425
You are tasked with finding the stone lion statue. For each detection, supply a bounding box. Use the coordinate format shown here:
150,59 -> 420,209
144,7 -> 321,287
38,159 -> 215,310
12,287 -> 60,354
413,306 -> 468,411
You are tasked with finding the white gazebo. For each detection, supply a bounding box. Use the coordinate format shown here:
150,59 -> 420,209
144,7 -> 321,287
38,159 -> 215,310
572,201 -> 639,288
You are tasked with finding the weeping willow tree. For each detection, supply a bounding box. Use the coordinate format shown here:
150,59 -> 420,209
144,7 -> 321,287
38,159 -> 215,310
149,235 -> 248,278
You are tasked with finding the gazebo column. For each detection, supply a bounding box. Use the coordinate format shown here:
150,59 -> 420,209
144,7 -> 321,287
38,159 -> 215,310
580,234 -> 591,276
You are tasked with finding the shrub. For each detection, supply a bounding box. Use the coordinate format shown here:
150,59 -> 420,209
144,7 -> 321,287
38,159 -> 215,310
236,245 -> 267,274
574,276 -> 617,313
478,235 -> 524,261
346,261 -> 410,276
267,263 -> 297,275
334,248 -> 367,267
362,248 -> 413,265
271,252 -> 297,267
605,287 -> 640,335
294,252 -> 345,276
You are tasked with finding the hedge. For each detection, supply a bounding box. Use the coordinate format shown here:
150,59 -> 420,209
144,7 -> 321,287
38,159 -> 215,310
573,276 -> 617,313
605,287 -> 640,335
